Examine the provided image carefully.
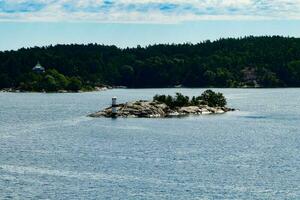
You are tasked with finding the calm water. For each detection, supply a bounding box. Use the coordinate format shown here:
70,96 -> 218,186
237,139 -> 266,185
0,89 -> 300,199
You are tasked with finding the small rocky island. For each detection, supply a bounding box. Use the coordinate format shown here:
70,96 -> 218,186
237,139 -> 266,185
89,90 -> 235,118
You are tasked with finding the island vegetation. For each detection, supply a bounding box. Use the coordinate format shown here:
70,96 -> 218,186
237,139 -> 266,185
153,90 -> 227,108
89,90 -> 234,118
1,36 -> 300,92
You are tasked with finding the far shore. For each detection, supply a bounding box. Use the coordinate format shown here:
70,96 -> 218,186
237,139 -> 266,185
2,86 -> 300,94
0,86 -> 114,93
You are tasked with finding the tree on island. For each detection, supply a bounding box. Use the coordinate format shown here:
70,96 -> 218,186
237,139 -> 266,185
153,90 -> 227,108
199,90 -> 227,107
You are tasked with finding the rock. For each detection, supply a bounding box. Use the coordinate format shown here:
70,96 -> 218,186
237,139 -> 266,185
88,100 -> 235,118
113,86 -> 127,89
215,108 -> 225,114
0,88 -> 15,92
58,90 -> 68,93
94,86 -> 108,91
166,111 -> 180,117
200,108 -> 212,115
178,106 -> 200,114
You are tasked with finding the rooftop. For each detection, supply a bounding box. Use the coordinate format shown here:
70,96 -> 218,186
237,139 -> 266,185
32,62 -> 45,72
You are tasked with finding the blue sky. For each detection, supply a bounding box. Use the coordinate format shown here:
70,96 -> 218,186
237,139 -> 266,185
1,0 -> 300,50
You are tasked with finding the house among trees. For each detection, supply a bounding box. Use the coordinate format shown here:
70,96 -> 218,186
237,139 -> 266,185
241,67 -> 260,87
241,67 -> 257,82
32,61 -> 45,73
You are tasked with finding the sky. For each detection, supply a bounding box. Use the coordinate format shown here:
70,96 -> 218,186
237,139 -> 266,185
1,0 -> 300,51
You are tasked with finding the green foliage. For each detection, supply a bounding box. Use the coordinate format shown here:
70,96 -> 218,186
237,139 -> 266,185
2,36 -> 300,90
287,60 -> 300,86
153,93 -> 189,108
41,75 -> 58,92
81,85 -> 95,92
173,93 -> 190,107
203,70 -> 216,85
190,96 -> 199,106
46,69 -> 69,90
0,73 -> 12,88
119,65 -> 134,86
18,69 -> 83,92
215,68 -> 234,87
153,90 -> 227,108
153,94 -> 168,103
199,90 -> 227,107
67,77 -> 82,91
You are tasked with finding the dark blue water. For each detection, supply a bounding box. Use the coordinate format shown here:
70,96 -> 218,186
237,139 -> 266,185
0,89 -> 300,199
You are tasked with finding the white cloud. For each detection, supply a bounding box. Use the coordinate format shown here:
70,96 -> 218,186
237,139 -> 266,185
0,0 -> 300,23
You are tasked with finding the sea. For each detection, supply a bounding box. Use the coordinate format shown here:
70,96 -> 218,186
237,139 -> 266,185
0,89 -> 299,199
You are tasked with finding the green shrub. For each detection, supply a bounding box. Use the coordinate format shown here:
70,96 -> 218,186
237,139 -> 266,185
41,75 -> 58,92
67,77 -> 82,91
47,69 -> 69,90
173,93 -> 190,107
81,85 -> 94,91
153,90 -> 227,108
153,94 -> 167,103
199,90 -> 227,107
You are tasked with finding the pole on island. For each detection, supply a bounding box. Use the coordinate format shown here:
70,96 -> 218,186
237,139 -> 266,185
112,97 -> 117,117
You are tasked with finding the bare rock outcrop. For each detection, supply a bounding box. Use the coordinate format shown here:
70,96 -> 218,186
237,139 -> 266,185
88,100 -> 235,118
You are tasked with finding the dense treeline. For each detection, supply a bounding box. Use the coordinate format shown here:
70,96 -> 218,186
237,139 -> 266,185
1,36 -> 300,91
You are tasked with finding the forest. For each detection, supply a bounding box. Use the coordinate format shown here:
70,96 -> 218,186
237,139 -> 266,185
1,36 -> 300,91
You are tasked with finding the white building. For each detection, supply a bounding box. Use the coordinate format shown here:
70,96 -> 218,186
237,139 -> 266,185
32,61 -> 45,73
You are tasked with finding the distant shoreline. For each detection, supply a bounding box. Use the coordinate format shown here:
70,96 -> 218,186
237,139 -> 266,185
0,86 -> 109,93
1,37 -> 300,91
1,86 -> 299,93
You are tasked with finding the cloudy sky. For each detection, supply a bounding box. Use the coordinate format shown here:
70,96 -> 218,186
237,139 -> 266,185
1,0 -> 300,50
